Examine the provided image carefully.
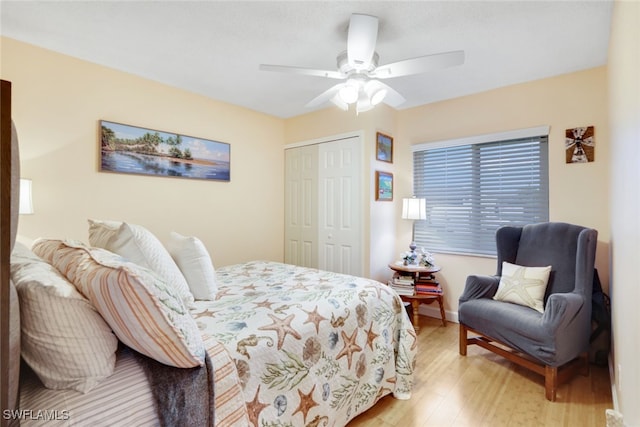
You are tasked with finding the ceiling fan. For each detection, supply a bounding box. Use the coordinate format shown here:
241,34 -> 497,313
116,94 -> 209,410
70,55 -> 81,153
260,13 -> 465,114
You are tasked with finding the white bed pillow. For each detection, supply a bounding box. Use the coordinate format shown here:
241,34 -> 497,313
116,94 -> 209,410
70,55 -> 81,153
493,262 -> 552,313
42,239 -> 205,368
88,219 -> 195,307
166,232 -> 217,300
13,242 -> 118,393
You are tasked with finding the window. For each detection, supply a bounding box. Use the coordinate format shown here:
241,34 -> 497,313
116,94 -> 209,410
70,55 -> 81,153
413,128 -> 549,256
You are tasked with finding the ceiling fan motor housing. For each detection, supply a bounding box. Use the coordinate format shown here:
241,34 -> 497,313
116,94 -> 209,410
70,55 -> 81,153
337,51 -> 379,75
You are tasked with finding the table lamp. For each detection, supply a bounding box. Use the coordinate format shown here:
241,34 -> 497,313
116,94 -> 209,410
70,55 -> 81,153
19,178 -> 34,215
401,196 -> 426,262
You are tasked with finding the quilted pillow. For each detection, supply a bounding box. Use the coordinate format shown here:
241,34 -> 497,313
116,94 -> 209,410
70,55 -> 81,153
42,239 -> 205,368
88,219 -> 194,307
166,232 -> 217,300
13,242 -> 118,393
493,261 -> 552,313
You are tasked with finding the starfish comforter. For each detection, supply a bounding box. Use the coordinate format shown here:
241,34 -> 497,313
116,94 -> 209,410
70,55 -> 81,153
195,261 -> 417,426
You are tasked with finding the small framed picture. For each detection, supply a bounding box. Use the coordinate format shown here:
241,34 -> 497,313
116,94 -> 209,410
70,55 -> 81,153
565,126 -> 595,163
375,171 -> 393,201
376,132 -> 393,163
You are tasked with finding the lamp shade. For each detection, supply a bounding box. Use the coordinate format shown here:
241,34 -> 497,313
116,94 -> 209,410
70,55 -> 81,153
402,197 -> 426,220
19,178 -> 34,214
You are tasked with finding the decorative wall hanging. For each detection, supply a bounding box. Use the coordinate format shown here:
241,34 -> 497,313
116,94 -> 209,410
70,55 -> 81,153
100,120 -> 230,181
376,132 -> 393,163
375,171 -> 393,201
565,126 -> 595,164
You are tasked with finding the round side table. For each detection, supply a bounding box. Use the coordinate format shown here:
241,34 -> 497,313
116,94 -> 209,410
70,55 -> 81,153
388,263 -> 446,331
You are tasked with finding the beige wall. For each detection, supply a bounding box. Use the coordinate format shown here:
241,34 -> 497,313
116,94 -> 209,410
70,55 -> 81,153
608,0 -> 640,423
395,67 -> 610,316
1,37 -> 285,267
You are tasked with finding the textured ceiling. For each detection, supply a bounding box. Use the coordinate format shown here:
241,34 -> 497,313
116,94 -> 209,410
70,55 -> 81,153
1,1 -> 613,118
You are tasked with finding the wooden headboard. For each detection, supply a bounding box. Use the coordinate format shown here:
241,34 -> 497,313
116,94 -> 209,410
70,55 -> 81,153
1,79 -> 21,427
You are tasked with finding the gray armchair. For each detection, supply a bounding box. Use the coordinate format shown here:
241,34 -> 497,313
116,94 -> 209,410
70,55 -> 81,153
458,222 -> 598,401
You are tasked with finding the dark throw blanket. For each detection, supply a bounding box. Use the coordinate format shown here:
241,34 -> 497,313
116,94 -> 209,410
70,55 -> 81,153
132,348 -> 215,427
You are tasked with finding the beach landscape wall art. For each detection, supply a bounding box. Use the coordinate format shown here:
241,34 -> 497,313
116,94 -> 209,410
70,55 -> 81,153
100,120 -> 230,181
375,171 -> 393,201
376,132 -> 393,163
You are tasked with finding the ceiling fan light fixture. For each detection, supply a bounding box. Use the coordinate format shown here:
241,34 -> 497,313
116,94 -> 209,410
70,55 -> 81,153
338,83 -> 359,104
370,88 -> 387,105
330,94 -> 349,111
355,91 -> 374,114
364,81 -> 387,106
356,103 -> 374,115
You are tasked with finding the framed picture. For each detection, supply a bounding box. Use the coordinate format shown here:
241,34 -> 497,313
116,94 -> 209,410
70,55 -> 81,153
565,126 -> 595,163
375,171 -> 393,201
376,132 -> 393,163
100,120 -> 230,181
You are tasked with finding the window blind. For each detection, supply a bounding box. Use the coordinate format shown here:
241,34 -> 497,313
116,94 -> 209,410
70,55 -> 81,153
413,135 -> 549,256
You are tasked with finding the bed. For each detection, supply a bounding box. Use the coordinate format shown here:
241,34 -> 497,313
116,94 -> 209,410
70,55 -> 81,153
1,80 -> 416,427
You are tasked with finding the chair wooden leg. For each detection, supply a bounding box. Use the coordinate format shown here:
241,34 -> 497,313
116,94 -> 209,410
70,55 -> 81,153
545,365 -> 558,402
459,323 -> 468,356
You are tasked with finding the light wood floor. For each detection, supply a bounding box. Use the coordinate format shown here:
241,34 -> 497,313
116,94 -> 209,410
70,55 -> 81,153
348,315 -> 613,427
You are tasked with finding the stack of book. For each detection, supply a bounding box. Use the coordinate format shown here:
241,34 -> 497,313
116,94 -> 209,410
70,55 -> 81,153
415,282 -> 443,295
415,276 -> 442,295
389,274 -> 415,296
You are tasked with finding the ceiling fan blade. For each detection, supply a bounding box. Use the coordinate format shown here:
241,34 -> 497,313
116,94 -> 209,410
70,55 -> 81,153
376,81 -> 406,107
305,84 -> 343,108
347,14 -> 378,69
259,64 -> 345,80
374,50 -> 465,79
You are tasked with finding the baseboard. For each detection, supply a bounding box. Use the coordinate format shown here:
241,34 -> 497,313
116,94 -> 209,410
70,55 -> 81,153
609,354 -> 620,411
418,304 -> 459,324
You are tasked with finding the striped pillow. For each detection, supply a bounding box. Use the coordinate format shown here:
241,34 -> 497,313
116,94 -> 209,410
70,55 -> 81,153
13,242 -> 118,393
30,238 -> 64,264
88,220 -> 195,308
41,239 -> 205,368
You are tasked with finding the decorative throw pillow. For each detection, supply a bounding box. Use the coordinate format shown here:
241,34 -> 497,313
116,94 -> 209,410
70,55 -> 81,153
13,242 -> 118,393
31,238 -> 65,264
88,219 -> 195,307
166,232 -> 217,300
46,240 -> 206,368
493,261 -> 552,313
